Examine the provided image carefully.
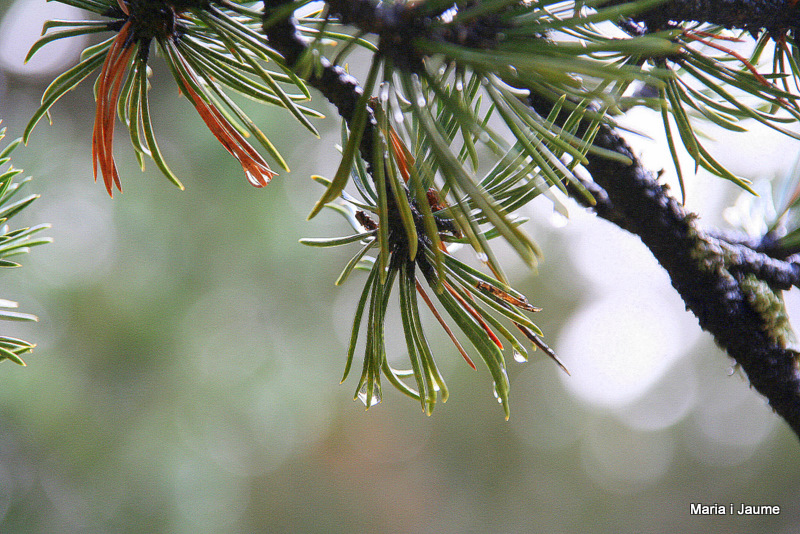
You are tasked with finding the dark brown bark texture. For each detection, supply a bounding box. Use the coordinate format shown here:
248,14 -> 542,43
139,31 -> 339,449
263,0 -> 800,438
625,0 -> 799,34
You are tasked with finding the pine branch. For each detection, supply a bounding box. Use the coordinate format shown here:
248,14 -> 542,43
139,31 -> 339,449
265,1 -> 582,415
281,0 -> 800,434
0,130 -> 51,366
32,0 -> 800,422
572,180 -> 800,289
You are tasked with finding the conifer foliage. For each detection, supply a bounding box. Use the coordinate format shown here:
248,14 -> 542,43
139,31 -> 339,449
20,0 -> 800,433
0,127 -> 51,366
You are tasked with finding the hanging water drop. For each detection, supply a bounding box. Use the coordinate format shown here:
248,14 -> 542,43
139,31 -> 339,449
550,211 -> 568,228
378,82 -> 390,103
475,251 -> 489,263
357,383 -> 382,407
513,350 -> 527,363
388,88 -> 405,123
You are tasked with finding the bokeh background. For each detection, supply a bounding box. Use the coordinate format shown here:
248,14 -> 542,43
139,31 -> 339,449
1,1 -> 799,532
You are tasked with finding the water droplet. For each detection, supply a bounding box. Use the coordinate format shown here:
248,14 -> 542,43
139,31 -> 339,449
393,109 -> 405,124
550,211 -> 569,228
455,79 -> 463,92
379,82 -> 390,103
513,350 -> 527,363
475,251 -> 488,263
433,382 -> 440,392
492,384 -> 499,399
357,383 -> 382,407
416,95 -> 427,107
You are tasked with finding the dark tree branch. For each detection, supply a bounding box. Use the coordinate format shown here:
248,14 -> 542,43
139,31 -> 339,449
723,242 -> 800,290
627,0 -> 800,33
263,2 -> 366,124
571,183 -> 800,290
566,178 -> 633,231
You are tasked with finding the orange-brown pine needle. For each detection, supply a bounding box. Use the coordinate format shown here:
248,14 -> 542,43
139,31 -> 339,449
685,32 -> 776,91
92,22 -> 132,196
388,127 -> 413,183
416,280 -> 477,370
476,281 -> 541,312
443,280 -> 504,350
176,62 -> 276,187
689,30 -> 743,42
